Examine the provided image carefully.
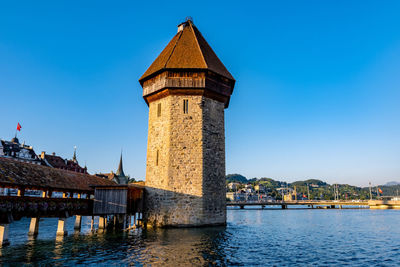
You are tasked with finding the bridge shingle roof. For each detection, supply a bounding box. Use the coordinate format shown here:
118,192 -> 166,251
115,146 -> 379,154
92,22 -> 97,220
0,157 -> 115,192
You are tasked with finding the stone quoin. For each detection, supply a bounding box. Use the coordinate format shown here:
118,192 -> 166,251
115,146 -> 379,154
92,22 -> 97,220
139,18 -> 235,227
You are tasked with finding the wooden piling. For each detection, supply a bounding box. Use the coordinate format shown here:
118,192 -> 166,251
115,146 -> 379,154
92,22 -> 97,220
98,216 -> 106,230
28,218 -> 40,236
90,216 -> 94,231
74,216 -> 82,231
0,224 -> 10,247
56,218 -> 68,236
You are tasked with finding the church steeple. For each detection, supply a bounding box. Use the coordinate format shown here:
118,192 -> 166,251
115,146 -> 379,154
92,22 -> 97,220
72,146 -> 77,163
116,152 -> 125,177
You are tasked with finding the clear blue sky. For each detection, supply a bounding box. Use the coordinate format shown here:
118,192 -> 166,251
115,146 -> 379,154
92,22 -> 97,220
1,1 -> 399,187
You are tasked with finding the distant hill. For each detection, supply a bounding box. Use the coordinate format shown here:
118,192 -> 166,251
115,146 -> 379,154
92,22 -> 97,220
385,181 -> 400,186
379,184 -> 400,196
291,179 -> 327,187
226,174 -> 248,183
225,174 -> 400,200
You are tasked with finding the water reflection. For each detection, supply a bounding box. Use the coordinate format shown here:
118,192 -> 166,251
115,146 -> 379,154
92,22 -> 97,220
0,225 -> 228,265
1,210 -> 400,266
131,227 -> 228,266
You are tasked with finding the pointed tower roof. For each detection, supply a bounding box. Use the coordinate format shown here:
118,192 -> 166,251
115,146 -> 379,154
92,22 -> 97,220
72,146 -> 77,163
116,153 -> 125,177
139,19 -> 234,84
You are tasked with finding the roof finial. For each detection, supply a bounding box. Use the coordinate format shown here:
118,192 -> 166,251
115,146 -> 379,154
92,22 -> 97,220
185,16 -> 193,23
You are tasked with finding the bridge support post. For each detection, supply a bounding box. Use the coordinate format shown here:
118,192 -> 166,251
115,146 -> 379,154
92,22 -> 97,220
90,216 -> 94,231
123,215 -> 128,229
240,205 -> 244,209
74,216 -> 82,232
330,205 -> 335,209
281,205 -> 287,209
113,215 -> 117,229
115,215 -> 124,229
56,218 -> 68,236
28,218 -> 40,237
99,216 -> 106,230
0,224 -> 10,247
261,205 -> 265,209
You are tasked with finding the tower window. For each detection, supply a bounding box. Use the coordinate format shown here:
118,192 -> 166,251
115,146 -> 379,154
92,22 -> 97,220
157,103 -> 161,117
156,150 -> 159,166
183,99 -> 189,114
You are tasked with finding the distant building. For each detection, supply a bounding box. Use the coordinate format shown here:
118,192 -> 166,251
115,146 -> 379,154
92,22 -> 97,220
39,148 -> 87,174
96,154 -> 128,185
227,182 -> 240,191
226,192 -> 274,202
255,184 -> 267,193
244,184 -> 254,194
0,137 -> 41,165
245,184 -> 254,189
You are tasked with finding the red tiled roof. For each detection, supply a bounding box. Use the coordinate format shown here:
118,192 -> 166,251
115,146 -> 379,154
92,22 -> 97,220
43,154 -> 67,168
139,20 -> 234,84
0,157 -> 115,192
43,154 -> 86,173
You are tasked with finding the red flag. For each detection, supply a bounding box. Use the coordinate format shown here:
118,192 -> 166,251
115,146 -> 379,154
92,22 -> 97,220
378,188 -> 383,194
16,123 -> 21,131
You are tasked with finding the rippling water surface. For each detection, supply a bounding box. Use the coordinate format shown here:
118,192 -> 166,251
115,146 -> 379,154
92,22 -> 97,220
1,208 -> 400,266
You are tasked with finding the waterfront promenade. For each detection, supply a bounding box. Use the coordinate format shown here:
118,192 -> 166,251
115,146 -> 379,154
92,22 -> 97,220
227,199 -> 400,209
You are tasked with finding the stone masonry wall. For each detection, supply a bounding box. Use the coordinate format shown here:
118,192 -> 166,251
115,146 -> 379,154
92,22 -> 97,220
145,96 -> 172,226
202,98 -> 226,225
145,94 -> 226,227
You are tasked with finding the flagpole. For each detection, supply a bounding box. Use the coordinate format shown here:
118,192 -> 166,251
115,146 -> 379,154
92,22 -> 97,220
15,123 -> 21,138
369,182 -> 372,200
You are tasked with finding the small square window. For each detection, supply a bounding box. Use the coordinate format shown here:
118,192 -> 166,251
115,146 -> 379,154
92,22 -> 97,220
156,150 -> 159,166
157,103 -> 161,117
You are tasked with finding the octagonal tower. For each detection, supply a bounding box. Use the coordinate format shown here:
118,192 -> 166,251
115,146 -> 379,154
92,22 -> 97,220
139,19 -> 235,227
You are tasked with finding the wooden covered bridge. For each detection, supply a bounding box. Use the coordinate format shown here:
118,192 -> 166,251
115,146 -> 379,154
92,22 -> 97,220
0,158 -> 144,247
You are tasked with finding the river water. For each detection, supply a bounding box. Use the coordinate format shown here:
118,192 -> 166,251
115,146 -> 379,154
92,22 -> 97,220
1,208 -> 399,266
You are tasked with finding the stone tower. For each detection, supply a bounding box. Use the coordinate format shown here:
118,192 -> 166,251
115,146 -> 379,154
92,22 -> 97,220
139,19 -> 235,227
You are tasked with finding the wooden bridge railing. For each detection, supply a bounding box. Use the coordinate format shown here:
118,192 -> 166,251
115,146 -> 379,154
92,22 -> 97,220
0,196 -> 93,223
